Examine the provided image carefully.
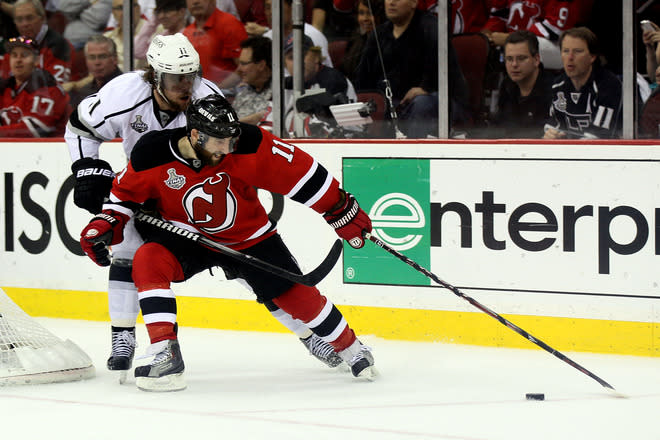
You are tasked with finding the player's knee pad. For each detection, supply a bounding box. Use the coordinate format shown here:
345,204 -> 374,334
132,242 -> 184,290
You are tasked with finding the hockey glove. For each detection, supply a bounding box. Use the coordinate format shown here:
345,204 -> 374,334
80,210 -> 129,266
323,190 -> 372,249
71,157 -> 115,214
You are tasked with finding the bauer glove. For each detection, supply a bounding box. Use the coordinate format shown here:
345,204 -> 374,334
71,157 -> 114,214
323,190 -> 372,249
80,210 -> 129,266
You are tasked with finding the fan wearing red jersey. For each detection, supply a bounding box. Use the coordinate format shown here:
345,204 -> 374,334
80,94 -> 376,391
0,36 -> 69,137
0,0 -> 73,83
482,0 -> 588,69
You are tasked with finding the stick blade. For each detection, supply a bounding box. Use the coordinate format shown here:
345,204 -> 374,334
298,239 -> 343,286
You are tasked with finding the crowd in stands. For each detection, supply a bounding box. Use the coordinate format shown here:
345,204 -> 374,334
0,0 -> 658,139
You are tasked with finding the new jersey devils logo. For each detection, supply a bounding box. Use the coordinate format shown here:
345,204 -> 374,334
182,173 -> 237,234
0,106 -> 24,125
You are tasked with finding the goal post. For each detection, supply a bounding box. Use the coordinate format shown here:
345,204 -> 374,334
0,288 -> 95,386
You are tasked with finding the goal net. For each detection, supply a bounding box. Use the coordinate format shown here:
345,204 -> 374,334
0,288 -> 95,385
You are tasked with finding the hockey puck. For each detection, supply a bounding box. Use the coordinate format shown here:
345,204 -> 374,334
525,393 -> 545,401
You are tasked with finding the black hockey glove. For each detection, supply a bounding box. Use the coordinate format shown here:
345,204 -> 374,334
71,157 -> 115,214
323,190 -> 372,249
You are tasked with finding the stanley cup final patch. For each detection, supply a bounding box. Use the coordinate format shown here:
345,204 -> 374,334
130,115 -> 149,133
164,168 -> 186,190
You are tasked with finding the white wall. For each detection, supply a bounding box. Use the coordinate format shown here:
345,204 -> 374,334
1,140 -> 658,324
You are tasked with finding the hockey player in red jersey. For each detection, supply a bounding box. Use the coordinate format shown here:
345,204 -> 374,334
66,34 -> 343,383
0,36 -> 69,137
79,94 -> 377,391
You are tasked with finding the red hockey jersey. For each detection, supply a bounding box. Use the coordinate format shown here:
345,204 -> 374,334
108,124 -> 342,250
452,0 -> 489,34
0,68 -> 70,137
485,0 -> 585,41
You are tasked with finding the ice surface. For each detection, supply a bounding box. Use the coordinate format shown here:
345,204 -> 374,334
0,318 -> 658,440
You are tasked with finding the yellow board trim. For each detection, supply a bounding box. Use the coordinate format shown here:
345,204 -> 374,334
3,287 -> 658,357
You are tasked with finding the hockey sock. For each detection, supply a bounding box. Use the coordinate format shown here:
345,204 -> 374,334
272,284 -> 351,349
145,322 -> 176,344
111,325 -> 135,333
263,300 -> 312,338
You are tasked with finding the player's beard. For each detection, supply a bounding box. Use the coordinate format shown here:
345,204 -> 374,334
167,91 -> 192,113
194,142 -> 224,167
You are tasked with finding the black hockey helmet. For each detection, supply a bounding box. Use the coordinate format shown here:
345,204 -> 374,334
186,94 -> 241,139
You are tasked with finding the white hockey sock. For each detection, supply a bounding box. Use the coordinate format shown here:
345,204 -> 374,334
269,308 -> 313,339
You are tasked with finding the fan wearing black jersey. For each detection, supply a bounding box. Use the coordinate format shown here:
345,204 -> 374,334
65,33 -> 343,383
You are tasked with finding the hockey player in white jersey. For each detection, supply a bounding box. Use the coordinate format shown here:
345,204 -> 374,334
65,33 -> 342,381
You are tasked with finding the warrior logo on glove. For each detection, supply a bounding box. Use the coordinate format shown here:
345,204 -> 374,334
323,190 -> 372,249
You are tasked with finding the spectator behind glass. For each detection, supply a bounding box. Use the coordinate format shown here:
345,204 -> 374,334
354,0 -> 438,138
60,0 -> 113,50
491,30 -> 555,138
0,0 -> 73,83
284,33 -> 356,101
642,20 -> 660,90
134,0 -> 192,59
481,0 -> 590,70
0,36 -> 70,137
104,0 -> 150,70
252,0 -> 333,68
68,35 -> 122,108
341,0 -> 385,83
233,35 -> 273,125
544,27 -> 622,139
183,0 -> 247,85
451,0 -> 488,34
312,0 -> 357,42
283,33 -> 358,136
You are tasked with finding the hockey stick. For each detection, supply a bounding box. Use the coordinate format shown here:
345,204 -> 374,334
135,212 -> 342,287
365,232 -> 622,395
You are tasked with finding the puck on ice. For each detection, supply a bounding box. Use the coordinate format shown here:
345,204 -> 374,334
525,393 -> 545,401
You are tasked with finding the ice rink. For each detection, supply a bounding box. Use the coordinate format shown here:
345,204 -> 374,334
1,318 -> 659,440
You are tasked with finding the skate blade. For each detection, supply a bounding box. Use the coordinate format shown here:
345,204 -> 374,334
356,365 -> 379,381
118,370 -> 128,384
136,373 -> 186,392
335,363 -> 351,373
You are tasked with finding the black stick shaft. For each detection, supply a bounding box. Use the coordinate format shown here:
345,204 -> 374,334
135,212 -> 341,286
365,233 -> 616,391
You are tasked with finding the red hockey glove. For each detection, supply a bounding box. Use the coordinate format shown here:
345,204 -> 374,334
80,210 -> 128,266
323,190 -> 372,249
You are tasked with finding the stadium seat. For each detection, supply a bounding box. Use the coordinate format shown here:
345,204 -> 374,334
70,48 -> 88,82
328,39 -> 348,71
47,11 -> 68,35
356,89 -> 390,137
450,33 -> 490,125
639,89 -> 660,138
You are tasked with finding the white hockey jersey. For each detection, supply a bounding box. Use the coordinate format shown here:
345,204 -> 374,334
65,71 -> 221,162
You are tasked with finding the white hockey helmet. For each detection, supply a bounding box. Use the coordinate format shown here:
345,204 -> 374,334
146,33 -> 200,78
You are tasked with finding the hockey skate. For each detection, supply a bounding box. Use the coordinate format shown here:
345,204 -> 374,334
107,328 -> 136,384
338,339 -> 377,380
300,333 -> 344,368
134,339 -> 186,392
